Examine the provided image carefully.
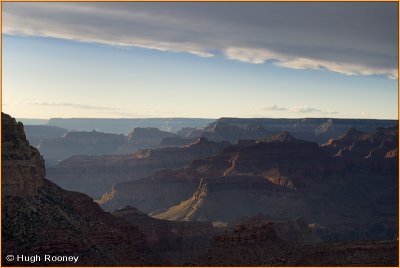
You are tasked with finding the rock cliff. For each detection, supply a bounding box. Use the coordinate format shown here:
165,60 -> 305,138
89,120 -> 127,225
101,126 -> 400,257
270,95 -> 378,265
2,113 -> 45,197
38,130 -> 127,166
101,131 -> 340,214
103,130 -> 397,241
1,113 -> 162,266
322,126 -> 398,171
48,137 -> 228,198
113,206 -> 220,265
202,117 -> 397,144
116,127 -> 177,153
24,125 -> 67,147
194,222 -> 398,266
157,136 -> 198,148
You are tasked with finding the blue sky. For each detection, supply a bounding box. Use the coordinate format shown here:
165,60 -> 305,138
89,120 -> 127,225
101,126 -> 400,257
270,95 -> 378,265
2,2 -> 398,119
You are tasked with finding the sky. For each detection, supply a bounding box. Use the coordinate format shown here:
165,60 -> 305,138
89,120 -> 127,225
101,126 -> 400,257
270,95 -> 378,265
2,2 -> 398,119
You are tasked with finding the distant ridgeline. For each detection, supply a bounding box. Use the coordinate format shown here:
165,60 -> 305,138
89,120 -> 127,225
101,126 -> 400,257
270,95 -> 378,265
208,117 -> 397,131
20,117 -> 397,137
22,117 -> 397,168
199,117 -> 397,144
46,118 -> 215,134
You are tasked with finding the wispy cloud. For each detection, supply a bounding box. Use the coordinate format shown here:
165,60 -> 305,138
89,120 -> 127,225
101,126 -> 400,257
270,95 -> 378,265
261,104 -> 338,115
290,106 -> 321,113
226,47 -> 398,79
360,111 -> 369,116
323,111 -> 339,115
225,47 -> 279,64
276,57 -> 398,80
3,2 -> 397,79
263,105 -> 287,111
27,101 -> 118,111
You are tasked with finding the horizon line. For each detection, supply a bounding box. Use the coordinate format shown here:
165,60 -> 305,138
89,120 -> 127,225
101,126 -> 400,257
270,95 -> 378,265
15,116 -> 399,121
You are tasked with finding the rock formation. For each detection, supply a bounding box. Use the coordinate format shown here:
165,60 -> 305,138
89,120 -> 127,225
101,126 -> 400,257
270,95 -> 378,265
101,131 -> 339,214
47,137 -> 229,198
322,126 -> 398,171
2,113 -> 397,266
157,136 -> 198,148
194,222 -> 297,266
46,117 -> 213,134
38,130 -> 128,166
294,240 -> 398,266
176,127 -> 203,138
194,222 -> 398,266
2,113 -> 45,197
201,122 -> 273,143
1,113 -> 162,266
23,125 -> 67,147
201,117 -> 397,144
113,206 -> 220,265
103,129 -> 397,241
116,127 -> 177,153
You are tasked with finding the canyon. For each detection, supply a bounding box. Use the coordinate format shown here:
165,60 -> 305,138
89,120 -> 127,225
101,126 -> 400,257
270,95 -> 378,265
3,113 -> 398,266
47,137 -> 229,198
101,128 -> 398,241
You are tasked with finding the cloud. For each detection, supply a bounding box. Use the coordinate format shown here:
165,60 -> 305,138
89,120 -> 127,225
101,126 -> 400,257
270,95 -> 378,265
290,106 -> 321,113
323,111 -> 339,115
3,2 -> 398,78
225,47 -> 280,64
361,111 -> 369,116
261,105 -> 338,115
275,57 -> 398,79
27,101 -> 118,111
263,105 -> 287,111
226,47 -> 398,79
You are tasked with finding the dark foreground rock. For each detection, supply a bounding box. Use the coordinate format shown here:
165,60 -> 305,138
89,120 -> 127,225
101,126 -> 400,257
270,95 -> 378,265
2,113 -> 162,266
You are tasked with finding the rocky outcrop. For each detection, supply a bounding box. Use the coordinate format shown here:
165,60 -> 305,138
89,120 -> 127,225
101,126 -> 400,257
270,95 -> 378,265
322,126 -> 398,171
99,168 -> 201,213
116,127 -> 177,153
153,175 -> 292,221
47,117 -> 213,134
325,127 -> 367,148
3,179 -> 162,266
190,132 -> 342,189
233,214 -> 321,245
201,122 -> 274,143
48,137 -> 228,198
5,112 -> 396,266
113,206 -> 221,265
24,125 -> 67,147
158,136 -> 198,148
1,113 -> 162,266
101,132 -> 340,214
104,129 -> 397,242
194,223 -> 398,266
294,240 -> 398,266
38,130 -> 128,166
192,214 -> 397,266
2,113 -> 45,197
202,117 -> 397,144
177,127 -> 203,138
194,222 -> 298,266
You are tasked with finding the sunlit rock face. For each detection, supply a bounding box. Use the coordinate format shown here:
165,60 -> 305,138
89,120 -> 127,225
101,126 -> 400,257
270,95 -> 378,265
47,137 -> 229,198
322,125 -> 398,171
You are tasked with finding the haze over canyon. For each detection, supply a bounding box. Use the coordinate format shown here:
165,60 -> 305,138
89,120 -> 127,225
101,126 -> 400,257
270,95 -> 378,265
2,113 -> 398,266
